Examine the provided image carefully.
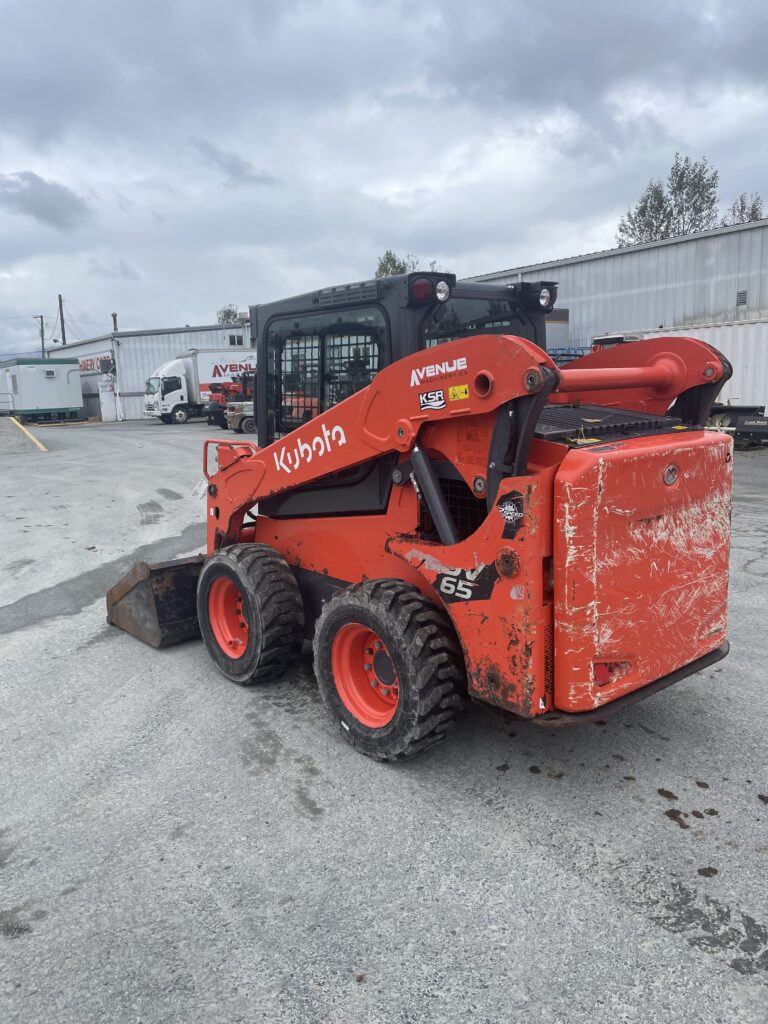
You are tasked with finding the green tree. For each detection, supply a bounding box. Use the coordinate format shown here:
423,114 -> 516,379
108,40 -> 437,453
216,303 -> 239,324
721,191 -> 764,226
666,153 -> 719,235
374,250 -> 419,277
617,153 -> 720,246
616,179 -> 671,246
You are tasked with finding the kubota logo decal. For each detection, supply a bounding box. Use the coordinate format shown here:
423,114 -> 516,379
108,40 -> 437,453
410,356 -> 467,388
273,422 -> 347,474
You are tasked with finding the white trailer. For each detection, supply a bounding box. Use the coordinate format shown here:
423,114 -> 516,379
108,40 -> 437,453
632,320 -> 768,411
589,323 -> 768,444
143,349 -> 256,424
0,358 -> 83,421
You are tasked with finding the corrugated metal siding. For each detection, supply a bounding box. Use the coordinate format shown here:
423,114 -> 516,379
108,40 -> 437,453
117,395 -> 147,420
47,325 -> 251,419
114,327 -> 249,398
478,222 -> 768,347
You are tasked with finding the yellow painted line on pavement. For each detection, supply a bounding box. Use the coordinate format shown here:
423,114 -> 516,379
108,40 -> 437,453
10,416 -> 48,452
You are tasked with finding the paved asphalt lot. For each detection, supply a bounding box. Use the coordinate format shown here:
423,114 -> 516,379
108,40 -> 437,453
1,420 -> 767,1023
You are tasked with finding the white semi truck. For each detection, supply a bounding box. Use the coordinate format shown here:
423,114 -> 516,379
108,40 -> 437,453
143,349 -> 256,424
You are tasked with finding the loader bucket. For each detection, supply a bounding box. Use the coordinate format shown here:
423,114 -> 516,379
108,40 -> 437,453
106,556 -> 205,648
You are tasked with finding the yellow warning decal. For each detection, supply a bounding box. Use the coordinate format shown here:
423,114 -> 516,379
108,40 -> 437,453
448,384 -> 469,401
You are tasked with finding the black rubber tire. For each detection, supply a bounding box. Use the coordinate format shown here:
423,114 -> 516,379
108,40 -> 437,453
159,414 -> 172,424
241,416 -> 256,433
171,406 -> 189,424
197,544 -> 304,685
313,580 -> 465,761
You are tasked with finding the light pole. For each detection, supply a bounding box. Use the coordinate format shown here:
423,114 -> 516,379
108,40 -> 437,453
34,315 -> 45,359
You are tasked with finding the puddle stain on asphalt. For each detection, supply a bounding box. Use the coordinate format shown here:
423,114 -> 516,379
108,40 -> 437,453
642,878 -> 768,976
5,559 -> 34,576
0,903 -> 47,939
137,500 -> 164,525
664,809 -> 691,829
240,718 -> 284,772
240,710 -> 325,819
0,522 -> 205,634
0,829 -> 18,868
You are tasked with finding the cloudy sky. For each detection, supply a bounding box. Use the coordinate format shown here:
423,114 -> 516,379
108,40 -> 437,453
1,0 -> 767,354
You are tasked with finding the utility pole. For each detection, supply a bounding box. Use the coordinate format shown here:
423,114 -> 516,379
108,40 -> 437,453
111,312 -> 118,332
58,294 -> 67,346
34,315 -> 45,359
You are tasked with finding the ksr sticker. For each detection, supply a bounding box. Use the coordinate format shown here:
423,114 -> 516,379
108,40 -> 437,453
419,389 -> 446,411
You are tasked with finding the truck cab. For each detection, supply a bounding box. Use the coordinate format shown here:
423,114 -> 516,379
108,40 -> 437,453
144,359 -> 191,424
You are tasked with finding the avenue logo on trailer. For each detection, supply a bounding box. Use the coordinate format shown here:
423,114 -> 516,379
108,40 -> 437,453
211,361 -> 256,378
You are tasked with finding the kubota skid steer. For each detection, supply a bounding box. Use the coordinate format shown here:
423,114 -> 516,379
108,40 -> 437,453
107,272 -> 733,760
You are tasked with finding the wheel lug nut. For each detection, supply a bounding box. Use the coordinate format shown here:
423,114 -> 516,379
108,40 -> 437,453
370,680 -> 378,688
375,641 -> 383,650
364,663 -> 372,671
382,688 -> 390,697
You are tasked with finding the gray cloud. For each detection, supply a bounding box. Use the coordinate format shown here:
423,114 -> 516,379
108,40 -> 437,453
0,0 -> 767,356
190,139 -> 278,188
87,256 -> 141,281
0,172 -> 91,231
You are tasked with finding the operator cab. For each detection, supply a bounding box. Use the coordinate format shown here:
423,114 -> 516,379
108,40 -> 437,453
250,272 -> 558,446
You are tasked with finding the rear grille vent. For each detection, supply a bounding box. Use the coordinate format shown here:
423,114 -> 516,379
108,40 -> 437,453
418,478 -> 487,541
317,281 -> 378,306
736,289 -> 748,307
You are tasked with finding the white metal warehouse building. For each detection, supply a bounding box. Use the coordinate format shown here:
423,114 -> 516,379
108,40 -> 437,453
471,219 -> 768,408
46,323 -> 251,420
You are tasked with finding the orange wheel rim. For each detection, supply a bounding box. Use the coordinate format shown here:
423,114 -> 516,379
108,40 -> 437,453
331,623 -> 399,727
208,577 -> 249,659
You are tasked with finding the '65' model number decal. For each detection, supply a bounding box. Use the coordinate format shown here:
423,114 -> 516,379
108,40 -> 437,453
435,564 -> 498,603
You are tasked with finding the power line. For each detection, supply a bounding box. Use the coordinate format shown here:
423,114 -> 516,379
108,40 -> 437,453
64,314 -> 86,342
46,309 -> 61,348
0,313 -> 56,321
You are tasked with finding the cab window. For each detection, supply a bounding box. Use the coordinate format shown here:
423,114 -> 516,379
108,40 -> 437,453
422,297 -> 528,348
266,307 -> 389,434
161,376 -> 182,396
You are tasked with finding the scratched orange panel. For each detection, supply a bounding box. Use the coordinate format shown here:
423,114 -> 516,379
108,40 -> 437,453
553,431 -> 732,713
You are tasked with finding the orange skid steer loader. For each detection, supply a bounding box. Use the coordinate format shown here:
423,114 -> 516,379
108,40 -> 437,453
107,273 -> 733,761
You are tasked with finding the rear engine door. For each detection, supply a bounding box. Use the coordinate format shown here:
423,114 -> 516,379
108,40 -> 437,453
553,431 -> 732,712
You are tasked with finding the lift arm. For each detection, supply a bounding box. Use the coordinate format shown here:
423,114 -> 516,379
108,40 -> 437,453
204,333 -> 730,552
